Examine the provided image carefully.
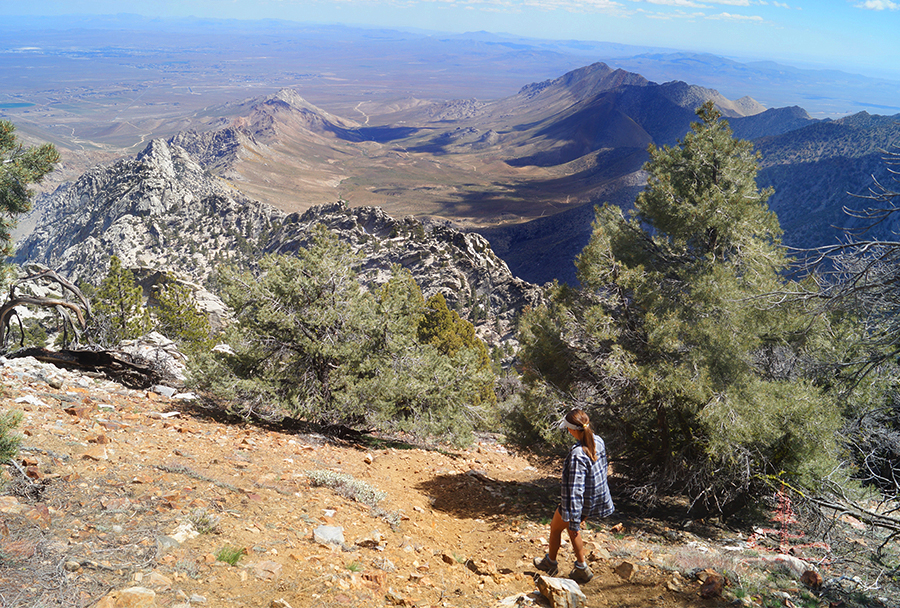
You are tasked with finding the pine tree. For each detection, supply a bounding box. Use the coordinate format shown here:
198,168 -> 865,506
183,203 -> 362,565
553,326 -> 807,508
0,120 -> 59,258
198,226 -> 377,423
191,230 -> 497,444
153,276 -> 211,354
89,256 -> 151,346
418,292 -> 496,407
519,103 -> 841,516
357,271 -> 495,444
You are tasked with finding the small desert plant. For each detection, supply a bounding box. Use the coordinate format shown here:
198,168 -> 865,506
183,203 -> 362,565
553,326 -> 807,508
0,547 -> 13,566
187,508 -> 220,534
174,559 -> 200,579
306,469 -> 386,508
346,561 -> 362,572
215,545 -> 244,566
0,409 -> 23,465
370,505 -> 403,530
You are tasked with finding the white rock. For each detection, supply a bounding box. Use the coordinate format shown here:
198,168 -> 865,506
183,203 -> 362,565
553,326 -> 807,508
15,395 -> 49,407
771,554 -> 812,578
535,575 -> 587,608
170,522 -> 200,544
313,525 -> 345,545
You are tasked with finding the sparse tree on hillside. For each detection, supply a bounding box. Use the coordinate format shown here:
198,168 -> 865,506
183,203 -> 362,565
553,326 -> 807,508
152,276 -> 212,355
191,227 -> 496,444
799,146 -> 900,525
88,256 -> 152,346
518,102 -> 843,516
0,120 -> 59,258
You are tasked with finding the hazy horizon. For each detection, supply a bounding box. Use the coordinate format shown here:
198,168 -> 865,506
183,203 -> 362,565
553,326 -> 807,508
2,1 -> 899,82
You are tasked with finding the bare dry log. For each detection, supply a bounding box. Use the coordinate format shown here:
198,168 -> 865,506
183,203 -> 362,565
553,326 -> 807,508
6,346 -> 162,389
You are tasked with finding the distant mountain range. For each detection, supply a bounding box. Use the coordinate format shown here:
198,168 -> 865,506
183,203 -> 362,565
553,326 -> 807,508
13,57 -> 900,293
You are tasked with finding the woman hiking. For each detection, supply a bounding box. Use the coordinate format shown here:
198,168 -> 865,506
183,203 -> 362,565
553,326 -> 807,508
533,409 -> 614,584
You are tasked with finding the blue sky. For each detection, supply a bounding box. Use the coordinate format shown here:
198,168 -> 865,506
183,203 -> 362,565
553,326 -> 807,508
4,0 -> 900,80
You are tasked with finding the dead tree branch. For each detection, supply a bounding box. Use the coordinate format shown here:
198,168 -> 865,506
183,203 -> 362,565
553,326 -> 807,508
0,264 -> 90,352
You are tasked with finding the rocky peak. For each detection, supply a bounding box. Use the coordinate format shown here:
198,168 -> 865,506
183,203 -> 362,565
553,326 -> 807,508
14,138 -> 542,346
243,88 -> 360,137
13,138 -> 281,285
518,62 -> 649,102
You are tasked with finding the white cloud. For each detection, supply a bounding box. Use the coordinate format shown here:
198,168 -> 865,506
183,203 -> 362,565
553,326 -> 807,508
428,0 -> 625,10
643,0 -> 709,6
637,8 -> 706,18
706,10 -> 764,20
856,0 -> 899,8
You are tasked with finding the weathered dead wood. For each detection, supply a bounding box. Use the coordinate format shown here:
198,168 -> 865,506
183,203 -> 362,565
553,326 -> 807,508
0,264 -> 91,350
6,347 -> 162,389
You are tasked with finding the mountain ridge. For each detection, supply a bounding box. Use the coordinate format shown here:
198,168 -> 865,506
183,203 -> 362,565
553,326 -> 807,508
14,138 -> 542,346
14,60 -> 893,288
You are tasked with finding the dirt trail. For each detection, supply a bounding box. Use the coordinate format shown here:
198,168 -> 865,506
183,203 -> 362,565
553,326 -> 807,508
0,358 -> 825,607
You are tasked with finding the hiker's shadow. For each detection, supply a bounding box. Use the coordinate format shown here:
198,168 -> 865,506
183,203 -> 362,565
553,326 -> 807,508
415,470 -> 557,522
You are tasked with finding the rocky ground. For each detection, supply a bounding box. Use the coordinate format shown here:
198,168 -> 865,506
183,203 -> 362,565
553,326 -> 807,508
0,355 -> 896,608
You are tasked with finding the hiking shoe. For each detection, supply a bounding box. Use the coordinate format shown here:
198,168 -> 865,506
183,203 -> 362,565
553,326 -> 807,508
532,554 -> 559,576
569,564 -> 593,584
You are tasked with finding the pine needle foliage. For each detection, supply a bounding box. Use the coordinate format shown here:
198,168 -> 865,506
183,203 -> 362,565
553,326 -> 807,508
192,226 -> 494,444
517,103 -> 843,516
0,408 -> 23,464
0,120 -> 59,258
87,256 -> 151,346
152,276 -> 212,355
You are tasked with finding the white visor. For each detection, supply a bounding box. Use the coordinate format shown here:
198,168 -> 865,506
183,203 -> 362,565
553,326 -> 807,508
558,417 -> 584,431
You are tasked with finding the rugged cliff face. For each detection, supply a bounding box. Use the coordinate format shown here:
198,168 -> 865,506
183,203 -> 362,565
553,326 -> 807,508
13,139 -> 280,283
264,202 -> 543,342
14,138 -> 543,344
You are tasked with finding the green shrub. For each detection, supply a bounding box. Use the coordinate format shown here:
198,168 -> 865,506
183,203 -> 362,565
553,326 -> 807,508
190,228 -> 495,445
187,508 -> 220,534
0,408 -> 23,464
214,545 -> 244,566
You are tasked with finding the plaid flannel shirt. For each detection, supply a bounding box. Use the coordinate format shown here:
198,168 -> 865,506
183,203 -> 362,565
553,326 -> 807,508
559,434 -> 614,531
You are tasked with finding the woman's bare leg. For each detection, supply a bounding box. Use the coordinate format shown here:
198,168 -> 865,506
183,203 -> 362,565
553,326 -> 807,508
547,508 -> 568,561
567,525 -> 585,564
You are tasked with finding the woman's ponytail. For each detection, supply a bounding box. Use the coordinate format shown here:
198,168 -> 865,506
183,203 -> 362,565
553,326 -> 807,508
566,410 -> 597,461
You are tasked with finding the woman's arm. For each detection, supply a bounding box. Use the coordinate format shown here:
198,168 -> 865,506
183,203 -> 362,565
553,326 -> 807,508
560,446 -> 587,530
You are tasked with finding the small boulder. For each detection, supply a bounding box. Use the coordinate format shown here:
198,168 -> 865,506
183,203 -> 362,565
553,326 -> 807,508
614,561 -> 637,580
466,558 -> 498,577
535,575 -> 587,608
696,569 -> 727,598
313,525 -> 345,546
94,587 -> 157,608
253,560 -> 283,581
772,554 -> 812,578
801,569 -> 823,588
